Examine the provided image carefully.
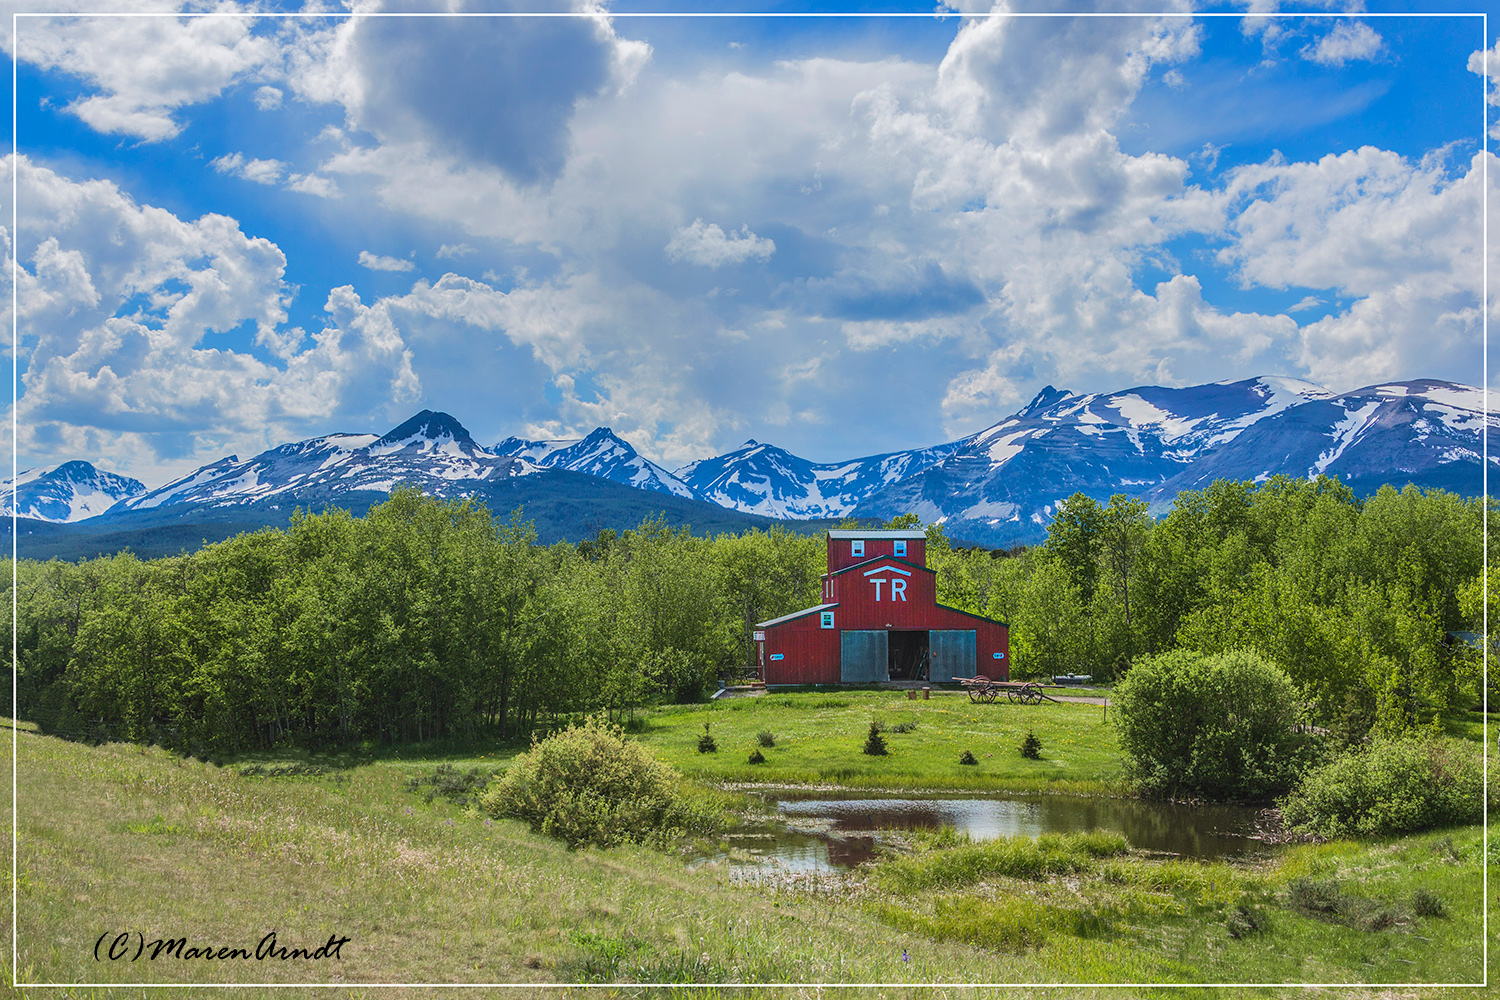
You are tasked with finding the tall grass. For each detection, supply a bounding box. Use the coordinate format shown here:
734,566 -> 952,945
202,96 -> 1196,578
11,716 -> 1490,989
876,831 -> 1128,892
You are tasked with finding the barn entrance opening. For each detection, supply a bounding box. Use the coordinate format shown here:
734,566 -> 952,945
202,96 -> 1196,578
888,631 -> 929,681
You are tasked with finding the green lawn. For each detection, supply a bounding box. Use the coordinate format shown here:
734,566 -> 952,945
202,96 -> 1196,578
632,690 -> 1124,793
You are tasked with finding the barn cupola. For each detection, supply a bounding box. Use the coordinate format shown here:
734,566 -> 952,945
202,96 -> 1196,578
825,528 -> 928,574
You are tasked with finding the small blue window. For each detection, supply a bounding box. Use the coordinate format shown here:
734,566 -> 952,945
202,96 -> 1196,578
894,540 -> 907,557
851,540 -> 864,557
821,611 -> 835,629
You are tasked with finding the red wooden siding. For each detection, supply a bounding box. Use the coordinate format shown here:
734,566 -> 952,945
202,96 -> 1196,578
758,611 -> 840,684
826,536 -> 927,573
829,558 -> 937,628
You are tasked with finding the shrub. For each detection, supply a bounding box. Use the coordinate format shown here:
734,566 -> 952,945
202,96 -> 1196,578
1286,878 -> 1400,932
1113,649 -> 1315,800
748,749 -> 766,764
697,721 -> 718,754
889,721 -> 918,734
862,722 -> 888,756
959,749 -> 979,766
756,730 -> 776,747
1226,904 -> 1268,939
1279,735 -> 1483,838
1411,888 -> 1445,918
1020,731 -> 1042,760
402,764 -> 494,806
481,715 -> 702,849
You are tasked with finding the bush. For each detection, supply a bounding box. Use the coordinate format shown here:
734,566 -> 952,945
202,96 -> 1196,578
481,715 -> 703,849
863,722 -> 888,756
1411,888 -> 1445,918
1279,735 -> 1483,838
756,730 -> 776,747
1113,649 -> 1315,800
958,749 -> 979,766
1226,904 -> 1268,939
748,749 -> 766,764
402,764 -> 493,806
1286,878 -> 1400,932
1020,731 -> 1042,760
697,721 -> 718,754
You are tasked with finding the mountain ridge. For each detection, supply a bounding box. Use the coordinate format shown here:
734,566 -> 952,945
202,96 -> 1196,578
14,375 -> 1493,550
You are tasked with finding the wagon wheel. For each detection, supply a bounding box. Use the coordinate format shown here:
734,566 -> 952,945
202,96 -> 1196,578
983,686 -> 1000,704
1025,686 -> 1043,705
967,687 -> 981,704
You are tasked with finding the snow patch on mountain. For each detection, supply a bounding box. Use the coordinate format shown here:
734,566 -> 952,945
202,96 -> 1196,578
1312,402 -> 1380,474
3,461 -> 147,522
114,412 -> 529,516
493,427 -> 700,498
675,439 -> 960,519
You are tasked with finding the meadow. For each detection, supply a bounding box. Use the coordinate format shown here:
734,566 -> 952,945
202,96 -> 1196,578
7,694 -> 1495,998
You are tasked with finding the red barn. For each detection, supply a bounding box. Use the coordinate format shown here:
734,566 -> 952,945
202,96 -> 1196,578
753,529 -> 1009,685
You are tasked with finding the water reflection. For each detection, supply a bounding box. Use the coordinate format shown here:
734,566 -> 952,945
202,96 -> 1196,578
701,791 -> 1269,874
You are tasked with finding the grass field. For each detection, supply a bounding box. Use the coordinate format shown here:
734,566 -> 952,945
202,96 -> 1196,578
7,697 -> 1496,997
632,690 -> 1124,793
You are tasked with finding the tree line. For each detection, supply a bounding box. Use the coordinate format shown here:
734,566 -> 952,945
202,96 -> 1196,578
929,476 -> 1489,739
8,475 -> 1489,753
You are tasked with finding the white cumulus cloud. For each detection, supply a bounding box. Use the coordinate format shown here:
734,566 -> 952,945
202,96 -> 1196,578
665,220 -> 775,268
8,156 -> 420,482
13,11 -> 275,141
211,152 -> 286,186
1301,21 -> 1383,67
358,250 -> 416,272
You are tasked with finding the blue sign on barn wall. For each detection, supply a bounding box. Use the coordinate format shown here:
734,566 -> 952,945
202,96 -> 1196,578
770,653 -> 785,661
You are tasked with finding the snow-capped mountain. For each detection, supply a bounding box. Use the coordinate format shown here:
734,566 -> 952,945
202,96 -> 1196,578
17,376 -> 1493,551
1147,380 -> 1493,500
3,461 -> 146,522
493,427 -> 700,499
109,411 -> 534,519
851,376 -> 1406,544
674,439 -> 961,519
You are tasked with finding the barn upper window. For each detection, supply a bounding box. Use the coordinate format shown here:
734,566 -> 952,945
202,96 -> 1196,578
852,540 -> 865,557
895,540 -> 907,557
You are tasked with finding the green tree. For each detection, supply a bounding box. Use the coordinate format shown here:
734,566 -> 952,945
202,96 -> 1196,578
1099,495 -> 1152,661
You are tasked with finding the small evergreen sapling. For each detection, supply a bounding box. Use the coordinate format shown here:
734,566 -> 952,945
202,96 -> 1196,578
862,721 -> 888,756
748,749 -> 767,764
958,749 -> 979,766
1020,730 -> 1042,760
698,721 -> 718,754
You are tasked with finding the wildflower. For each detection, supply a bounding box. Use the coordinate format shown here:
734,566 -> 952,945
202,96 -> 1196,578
902,949 -> 909,963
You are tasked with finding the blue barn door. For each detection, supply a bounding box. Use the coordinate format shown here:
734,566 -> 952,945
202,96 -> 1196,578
840,630 -> 889,683
929,630 -> 976,682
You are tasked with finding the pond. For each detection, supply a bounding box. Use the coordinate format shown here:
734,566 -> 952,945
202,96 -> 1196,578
703,790 -> 1272,874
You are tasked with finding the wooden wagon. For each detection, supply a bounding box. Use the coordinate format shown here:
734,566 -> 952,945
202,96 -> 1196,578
959,677 -> 1050,705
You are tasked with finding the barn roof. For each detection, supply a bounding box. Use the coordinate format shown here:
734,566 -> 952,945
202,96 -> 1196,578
827,529 -> 927,539
756,602 -> 839,628
828,555 -> 933,578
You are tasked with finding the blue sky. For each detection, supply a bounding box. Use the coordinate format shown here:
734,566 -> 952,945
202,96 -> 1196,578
3,1 -> 1495,486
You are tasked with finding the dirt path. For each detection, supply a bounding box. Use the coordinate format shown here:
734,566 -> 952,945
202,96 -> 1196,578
1048,693 -> 1110,706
